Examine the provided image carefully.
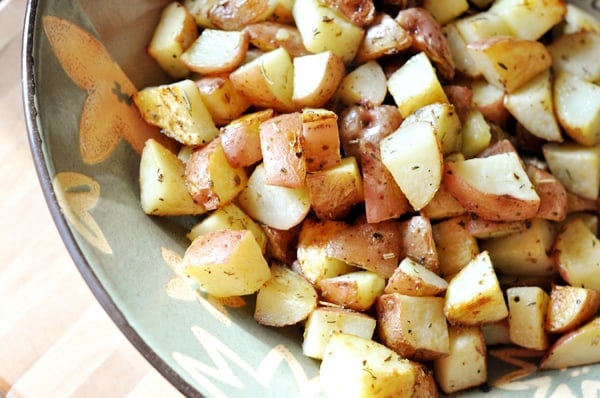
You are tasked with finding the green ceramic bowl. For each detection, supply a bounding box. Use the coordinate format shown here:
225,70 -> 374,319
23,0 -> 600,397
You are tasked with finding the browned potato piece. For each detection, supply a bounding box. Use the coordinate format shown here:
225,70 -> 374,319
260,222 -> 300,264
526,164 -> 568,222
420,184 -> 466,220
259,112 -> 306,188
208,0 -> 272,31
244,22 -> 309,57
318,271 -> 386,311
398,215 -> 439,273
545,284 -> 600,334
396,7 -> 455,81
306,157 -> 364,220
443,85 -> 472,124
195,75 -> 251,126
185,139 -> 248,210
354,12 -> 412,64
506,286 -> 550,350
467,35 -> 552,93
377,293 -> 450,361
359,140 -> 412,224
454,213 -> 527,239
384,257 -> 449,297
443,153 -> 540,222
320,0 -> 375,27
432,216 -> 479,278
219,109 -> 274,168
326,217 -> 404,278
540,317 -> 600,370
338,104 -> 403,160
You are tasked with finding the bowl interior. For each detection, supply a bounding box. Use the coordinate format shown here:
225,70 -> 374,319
23,0 -> 600,397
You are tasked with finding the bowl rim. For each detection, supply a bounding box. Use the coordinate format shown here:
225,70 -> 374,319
20,1 -> 204,396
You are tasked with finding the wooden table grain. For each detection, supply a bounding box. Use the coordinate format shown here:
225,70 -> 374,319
0,0 -> 184,396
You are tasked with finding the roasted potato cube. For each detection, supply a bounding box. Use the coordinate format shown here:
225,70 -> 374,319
318,271 -> 385,312
320,333 -> 416,398
540,317 -> 600,370
219,109 -> 274,168
543,142 -> 600,200
195,75 -> 251,127
549,31 -> 600,83
337,61 -> 387,107
545,284 -> 600,334
420,184 -> 466,220
423,0 -> 469,26
384,257 -> 448,297
471,78 -> 510,127
377,293 -> 450,361
402,102 -> 462,155
300,108 -> 342,172
444,250 -> 509,325
398,215 -> 439,273
354,12 -> 412,64
488,0 -> 566,40
244,22 -> 309,57
292,51 -> 345,109
432,216 -> 479,277
183,229 -> 271,297
506,286 -> 550,350
181,29 -> 249,74
254,263 -> 317,327
302,307 -> 376,360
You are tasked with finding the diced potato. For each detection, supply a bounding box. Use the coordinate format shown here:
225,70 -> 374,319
244,22 -> 309,57
471,78 -> 510,127
488,0 -> 566,40
181,29 -> 249,74
444,250 -> 509,325
296,218 -> 356,284
380,121 -> 443,210
422,0 -> 469,26
187,203 -> 267,253
195,75 -> 251,126
377,294 -> 450,361
205,0 -> 275,31
300,108 -> 342,172
148,2 -> 198,79
139,139 -> 206,216
454,11 -> 512,44
540,317 -> 600,370
254,263 -> 317,327
318,271 -> 385,312
183,0 -> 217,28
480,218 -> 557,277
292,0 -> 365,64
455,213 -> 527,239
302,307 -> 376,360
482,319 -> 511,346
260,223 -> 300,264
545,284 -> 600,334
292,51 -> 345,109
443,23 -> 479,78
326,217 -> 403,278
354,12 -> 412,64
553,71 -> 600,146
443,152 -> 540,221
306,157 -> 364,220
387,52 -> 449,118
337,61 -> 387,107
237,163 -> 311,230
506,286 -> 550,350
185,139 -> 248,211
543,142 -> 600,200
320,333 -> 416,398
468,35 -> 552,93
259,112 -> 306,188
420,184 -> 466,220
549,31 -> 600,82
552,218 -> 600,292
401,102 -> 462,155
183,229 -> 271,297
318,0 -> 375,27
359,140 -> 412,224
384,257 -> 448,297
229,47 -> 295,112
219,109 -> 274,168
398,215 -> 439,273
526,164 -> 568,221
433,326 -> 487,395
460,109 -> 491,158
504,69 -> 563,143
432,217 -> 479,277
561,3 -> 600,35
133,79 -> 219,146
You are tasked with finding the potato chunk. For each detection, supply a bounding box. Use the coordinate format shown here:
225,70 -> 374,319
506,286 -> 550,350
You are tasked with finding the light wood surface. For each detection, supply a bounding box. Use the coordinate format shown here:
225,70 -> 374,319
0,0 -> 184,397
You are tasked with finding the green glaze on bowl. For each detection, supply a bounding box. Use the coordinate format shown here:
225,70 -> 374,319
22,0 -> 600,397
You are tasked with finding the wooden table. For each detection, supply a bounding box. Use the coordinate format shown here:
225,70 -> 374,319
0,0 -> 184,396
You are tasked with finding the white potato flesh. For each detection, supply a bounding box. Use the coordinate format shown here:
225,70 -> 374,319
488,0 -> 566,40
181,28 -> 248,74
237,163 -> 311,230
320,333 -> 416,398
380,121 -> 443,210
422,0 -> 469,26
302,307 -> 376,360
254,263 -> 317,327
454,11 -> 511,44
549,31 -> 600,82
292,51 -> 345,108
337,61 -> 387,107
402,102 -> 462,155
460,109 -> 491,158
318,271 -> 386,311
543,142 -> 600,200
506,286 -> 550,350
540,317 -> 600,370
443,23 -> 479,78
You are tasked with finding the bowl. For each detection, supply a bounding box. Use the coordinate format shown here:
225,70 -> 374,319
22,0 -> 600,397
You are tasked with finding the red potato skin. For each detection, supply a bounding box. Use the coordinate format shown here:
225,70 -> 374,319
185,140 -> 221,210
398,215 -> 439,273
259,113 -> 306,188
359,140 -> 412,223
527,164 -> 568,222
220,109 -> 274,168
444,85 -> 473,124
301,114 -> 342,172
442,163 -> 541,222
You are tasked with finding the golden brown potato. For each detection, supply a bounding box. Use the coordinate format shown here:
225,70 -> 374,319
318,271 -> 386,312
431,216 -> 479,278
396,7 -> 455,81
384,257 -> 448,297
506,286 -> 550,350
545,284 -> 600,334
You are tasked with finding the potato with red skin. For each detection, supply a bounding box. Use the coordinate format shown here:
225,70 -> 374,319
526,164 -> 568,221
244,22 -> 309,57
219,109 -> 274,168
